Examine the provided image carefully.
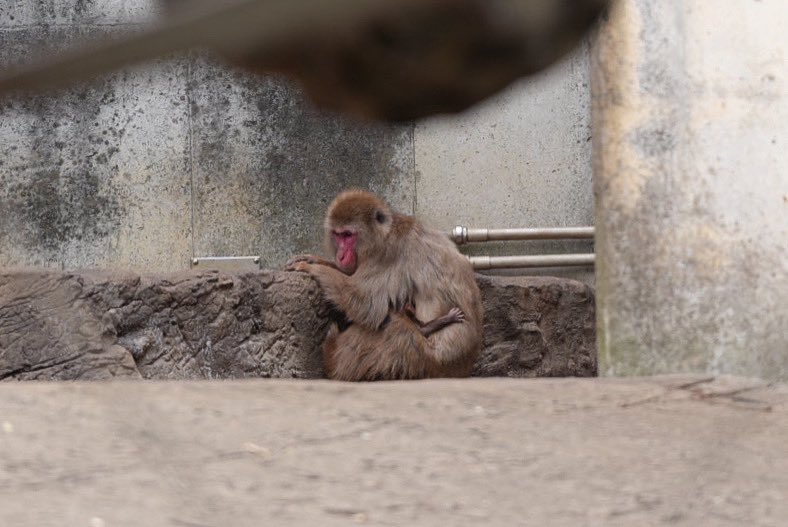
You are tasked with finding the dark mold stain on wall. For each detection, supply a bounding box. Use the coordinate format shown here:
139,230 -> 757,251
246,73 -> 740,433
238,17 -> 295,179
189,60 -> 414,265
0,19 -> 414,270
0,27 -> 129,265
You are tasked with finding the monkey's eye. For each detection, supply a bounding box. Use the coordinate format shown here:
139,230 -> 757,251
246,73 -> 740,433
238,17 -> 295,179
375,211 -> 387,224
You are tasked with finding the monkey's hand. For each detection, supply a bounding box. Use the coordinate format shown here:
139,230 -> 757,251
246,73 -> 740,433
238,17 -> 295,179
285,254 -> 337,271
447,307 -> 466,324
287,260 -> 340,281
288,261 -> 314,274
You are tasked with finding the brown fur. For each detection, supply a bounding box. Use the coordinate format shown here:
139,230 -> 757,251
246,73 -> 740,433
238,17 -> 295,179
288,189 -> 483,381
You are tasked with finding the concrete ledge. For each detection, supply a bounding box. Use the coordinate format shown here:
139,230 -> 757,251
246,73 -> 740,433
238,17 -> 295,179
0,376 -> 784,526
0,269 -> 596,380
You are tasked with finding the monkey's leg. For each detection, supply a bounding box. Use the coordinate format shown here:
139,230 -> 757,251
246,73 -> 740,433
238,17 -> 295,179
325,315 -> 435,381
411,307 -> 466,337
321,323 -> 342,378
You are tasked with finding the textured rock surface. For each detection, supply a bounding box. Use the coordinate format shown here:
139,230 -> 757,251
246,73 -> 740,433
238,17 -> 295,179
475,275 -> 595,377
0,269 -> 596,380
0,376 -> 785,526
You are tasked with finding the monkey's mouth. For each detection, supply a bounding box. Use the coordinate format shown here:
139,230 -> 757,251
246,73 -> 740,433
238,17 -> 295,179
334,230 -> 358,273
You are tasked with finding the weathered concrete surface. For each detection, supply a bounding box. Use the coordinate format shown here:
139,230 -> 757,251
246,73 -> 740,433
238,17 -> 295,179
187,66 -> 414,268
415,43 -> 595,286
0,376 -> 785,526
592,0 -> 788,379
1,1 -> 596,282
0,0 -> 159,27
0,54 -> 194,271
0,1 -> 414,272
0,269 -> 596,381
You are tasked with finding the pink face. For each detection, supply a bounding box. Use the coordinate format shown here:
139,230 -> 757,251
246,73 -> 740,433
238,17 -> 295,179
333,229 -> 358,274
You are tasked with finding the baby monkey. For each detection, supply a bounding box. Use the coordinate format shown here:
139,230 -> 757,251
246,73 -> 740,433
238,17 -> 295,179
404,304 -> 466,338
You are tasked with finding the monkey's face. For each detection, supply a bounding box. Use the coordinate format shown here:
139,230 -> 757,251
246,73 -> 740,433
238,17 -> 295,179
325,190 -> 393,274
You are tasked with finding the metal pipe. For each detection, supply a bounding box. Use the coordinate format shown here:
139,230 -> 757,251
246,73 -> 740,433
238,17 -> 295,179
452,226 -> 595,245
469,254 -> 595,270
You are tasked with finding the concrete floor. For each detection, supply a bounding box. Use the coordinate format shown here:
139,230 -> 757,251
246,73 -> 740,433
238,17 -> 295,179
0,376 -> 785,526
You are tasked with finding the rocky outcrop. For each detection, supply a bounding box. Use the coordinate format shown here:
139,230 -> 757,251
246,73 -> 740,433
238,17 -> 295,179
0,269 -> 596,380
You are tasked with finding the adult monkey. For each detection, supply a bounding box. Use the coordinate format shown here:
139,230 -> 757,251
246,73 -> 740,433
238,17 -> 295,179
287,190 -> 483,381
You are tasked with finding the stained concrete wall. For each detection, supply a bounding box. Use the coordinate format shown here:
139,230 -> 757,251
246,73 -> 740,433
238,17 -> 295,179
415,43 -> 595,285
0,0 -> 594,284
593,0 -> 788,380
0,0 -> 414,272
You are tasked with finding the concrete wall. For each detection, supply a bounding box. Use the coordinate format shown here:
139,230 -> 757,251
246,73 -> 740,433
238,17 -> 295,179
593,0 -> 788,380
0,0 -> 414,272
0,0 -> 594,284
415,43 -> 594,285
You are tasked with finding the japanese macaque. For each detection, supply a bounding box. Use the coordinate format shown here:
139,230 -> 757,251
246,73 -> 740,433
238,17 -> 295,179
286,189 -> 483,381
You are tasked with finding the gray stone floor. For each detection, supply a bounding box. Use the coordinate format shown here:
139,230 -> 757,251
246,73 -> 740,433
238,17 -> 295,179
0,375 -> 785,526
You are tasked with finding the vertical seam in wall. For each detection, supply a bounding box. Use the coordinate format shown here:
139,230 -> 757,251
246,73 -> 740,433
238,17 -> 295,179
186,59 -> 196,262
411,122 -> 417,215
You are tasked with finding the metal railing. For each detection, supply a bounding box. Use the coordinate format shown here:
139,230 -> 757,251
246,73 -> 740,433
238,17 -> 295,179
451,226 -> 595,245
450,225 -> 595,270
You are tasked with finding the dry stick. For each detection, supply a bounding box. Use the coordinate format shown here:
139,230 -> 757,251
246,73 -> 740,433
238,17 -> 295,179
0,0 -> 400,96
0,0 -> 609,99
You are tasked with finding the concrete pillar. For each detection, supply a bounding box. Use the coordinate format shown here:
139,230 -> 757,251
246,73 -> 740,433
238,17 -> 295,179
592,0 -> 788,379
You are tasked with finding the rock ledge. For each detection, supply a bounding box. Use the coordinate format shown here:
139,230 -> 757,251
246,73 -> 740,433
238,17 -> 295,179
0,269 -> 596,380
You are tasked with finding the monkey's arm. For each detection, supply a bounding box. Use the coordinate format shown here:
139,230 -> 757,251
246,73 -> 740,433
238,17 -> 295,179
291,262 -> 390,329
404,305 -> 466,337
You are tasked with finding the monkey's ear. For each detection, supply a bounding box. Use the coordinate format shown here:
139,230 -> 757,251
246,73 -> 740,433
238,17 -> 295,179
375,210 -> 388,224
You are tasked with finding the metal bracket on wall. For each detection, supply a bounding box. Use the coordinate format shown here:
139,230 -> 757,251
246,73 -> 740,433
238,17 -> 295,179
191,256 -> 261,272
